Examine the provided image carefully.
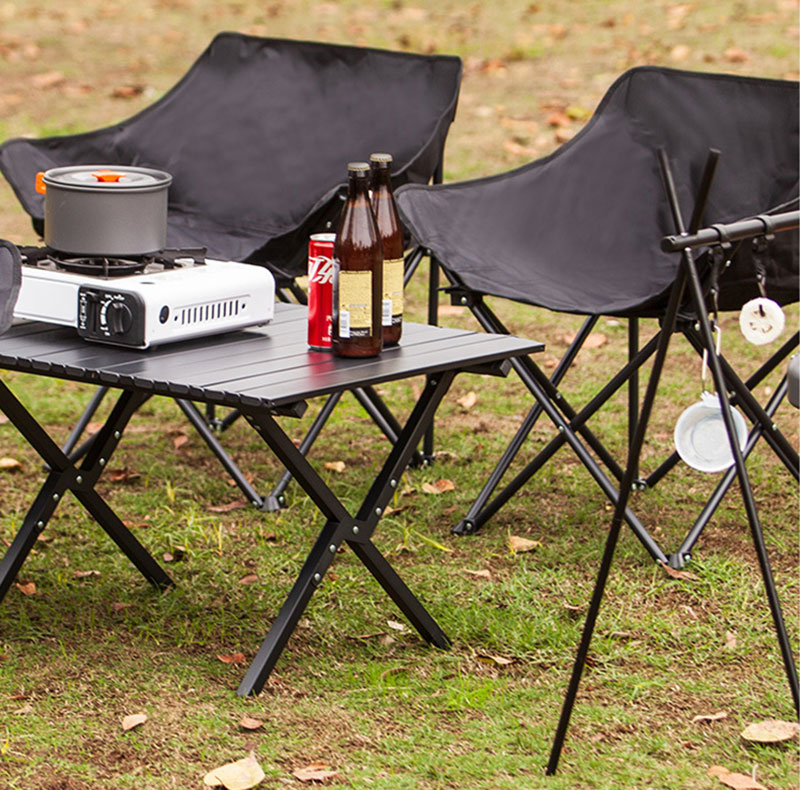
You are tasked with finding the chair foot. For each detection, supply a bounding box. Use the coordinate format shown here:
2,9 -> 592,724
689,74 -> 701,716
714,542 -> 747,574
451,518 -> 478,536
260,494 -> 288,513
667,552 -> 690,570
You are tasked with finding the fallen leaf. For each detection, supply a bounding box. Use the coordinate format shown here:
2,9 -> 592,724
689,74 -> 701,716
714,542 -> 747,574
509,535 -> 541,553
707,765 -> 767,790
208,501 -> 248,513
463,569 -> 492,580
546,111 -> 571,127
13,703 -> 33,715
107,468 -> 141,483
173,433 -> 189,450
421,479 -> 455,495
457,391 -> 477,410
86,421 -> 104,434
724,631 -> 737,650
0,413 -> 8,424
111,84 -> 145,99
723,47 -> 750,63
30,70 -> 65,89
204,753 -> 266,789
239,716 -> 264,731
670,44 -> 691,61
72,569 -> 101,579
560,331 -> 607,349
437,304 -> 466,316
122,520 -> 151,529
15,581 -> 35,596
692,711 -> 728,724
741,719 -> 800,743
122,713 -> 147,732
0,457 -> 22,471
477,653 -> 514,666
292,762 -> 339,783
110,602 -> 132,613
238,573 -> 259,585
658,561 -> 699,580
387,620 -> 407,632
324,460 -> 346,473
217,652 -> 247,665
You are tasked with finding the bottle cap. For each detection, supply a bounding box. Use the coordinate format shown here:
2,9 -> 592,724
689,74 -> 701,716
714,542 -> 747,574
347,162 -> 370,174
369,152 -> 393,165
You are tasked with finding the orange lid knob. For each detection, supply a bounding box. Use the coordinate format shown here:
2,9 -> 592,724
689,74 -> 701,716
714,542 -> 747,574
92,170 -> 125,183
35,171 -> 47,194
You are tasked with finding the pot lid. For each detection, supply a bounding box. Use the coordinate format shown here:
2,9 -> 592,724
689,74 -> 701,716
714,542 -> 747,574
42,165 -> 172,191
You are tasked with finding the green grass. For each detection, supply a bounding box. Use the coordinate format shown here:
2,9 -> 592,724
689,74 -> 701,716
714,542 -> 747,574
1,0 -> 798,786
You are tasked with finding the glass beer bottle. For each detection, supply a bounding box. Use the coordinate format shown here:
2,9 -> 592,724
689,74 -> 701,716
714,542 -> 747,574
332,162 -> 383,358
369,152 -> 404,346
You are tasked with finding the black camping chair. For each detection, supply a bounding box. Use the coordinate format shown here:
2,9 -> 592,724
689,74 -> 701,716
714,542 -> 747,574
396,66 -> 798,565
396,65 -> 799,769
0,32 -> 462,508
0,240 -> 22,336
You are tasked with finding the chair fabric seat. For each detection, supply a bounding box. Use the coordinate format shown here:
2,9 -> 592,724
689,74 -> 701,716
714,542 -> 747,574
0,32 -> 462,283
397,67 -> 798,317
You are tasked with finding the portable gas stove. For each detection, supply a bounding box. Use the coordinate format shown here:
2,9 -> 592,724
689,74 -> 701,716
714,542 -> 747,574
13,246 -> 275,349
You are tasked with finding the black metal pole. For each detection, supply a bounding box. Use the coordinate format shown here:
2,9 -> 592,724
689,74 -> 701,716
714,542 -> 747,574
546,148 -> 717,774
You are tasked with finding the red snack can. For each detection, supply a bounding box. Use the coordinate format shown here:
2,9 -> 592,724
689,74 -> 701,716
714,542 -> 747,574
307,232 -> 335,350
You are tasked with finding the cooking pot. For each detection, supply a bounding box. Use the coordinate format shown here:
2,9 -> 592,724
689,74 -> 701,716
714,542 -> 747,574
36,165 -> 172,257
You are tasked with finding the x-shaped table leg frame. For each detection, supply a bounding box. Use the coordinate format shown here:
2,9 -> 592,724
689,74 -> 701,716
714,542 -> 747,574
0,380 -> 173,605
236,371 -> 457,696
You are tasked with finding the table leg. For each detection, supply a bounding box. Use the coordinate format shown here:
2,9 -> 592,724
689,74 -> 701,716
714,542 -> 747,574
237,372 -> 457,694
0,380 -> 172,599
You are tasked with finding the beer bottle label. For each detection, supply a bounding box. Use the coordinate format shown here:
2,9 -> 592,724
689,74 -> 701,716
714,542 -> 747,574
338,270 -> 373,338
382,257 -> 404,327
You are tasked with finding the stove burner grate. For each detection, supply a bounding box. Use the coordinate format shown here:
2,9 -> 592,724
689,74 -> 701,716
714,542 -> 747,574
56,256 -> 147,277
18,245 -> 207,277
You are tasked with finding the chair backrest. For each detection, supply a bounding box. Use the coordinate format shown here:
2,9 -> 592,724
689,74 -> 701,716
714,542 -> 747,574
396,66 -> 798,316
0,33 -> 462,282
0,240 -> 21,335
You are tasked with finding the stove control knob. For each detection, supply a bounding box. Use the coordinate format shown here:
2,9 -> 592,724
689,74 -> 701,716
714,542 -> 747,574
106,301 -> 133,335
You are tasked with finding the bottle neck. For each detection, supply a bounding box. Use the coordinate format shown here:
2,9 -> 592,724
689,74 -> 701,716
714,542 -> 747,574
370,165 -> 392,192
348,172 -> 370,200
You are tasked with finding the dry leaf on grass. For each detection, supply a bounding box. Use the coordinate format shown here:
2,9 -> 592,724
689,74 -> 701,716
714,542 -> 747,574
238,573 -> 259,586
13,704 -> 33,715
387,620 -> 407,632
421,479 -> 455,495
292,762 -> 339,783
0,457 -> 22,471
560,331 -> 607,349
509,535 -> 541,553
173,433 -> 189,450
107,468 -> 140,483
457,391 -> 478,410
208,500 -> 248,513
72,569 -> 101,579
122,713 -> 147,732
239,716 -> 264,731
692,711 -> 728,724
0,413 -> 8,424
204,753 -> 266,789
86,421 -> 104,434
707,765 -> 767,790
30,70 -> 65,89
724,631 -> 738,650
324,460 -> 346,473
111,84 -> 145,99
741,719 -> 800,743
110,601 -> 132,613
15,581 -> 35,596
217,652 -> 246,665
463,569 -> 492,580
658,560 -> 699,581
477,653 -> 514,666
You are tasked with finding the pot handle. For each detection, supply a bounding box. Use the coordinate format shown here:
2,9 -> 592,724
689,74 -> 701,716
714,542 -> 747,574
35,171 -> 46,194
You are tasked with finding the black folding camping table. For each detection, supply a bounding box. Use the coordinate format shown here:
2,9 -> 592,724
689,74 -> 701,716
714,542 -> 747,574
0,303 -> 541,695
